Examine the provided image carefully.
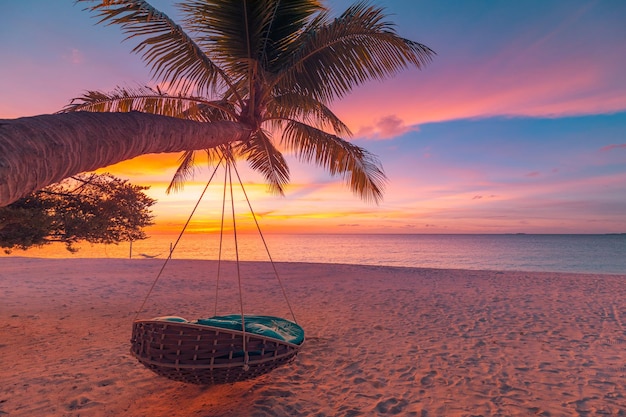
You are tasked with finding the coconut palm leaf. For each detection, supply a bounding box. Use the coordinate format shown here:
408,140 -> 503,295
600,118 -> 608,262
240,130 -> 290,195
180,1 -> 322,73
166,143 -> 239,194
275,1 -> 435,103
64,86 -> 237,120
267,93 -> 351,137
282,121 -> 386,203
166,150 -> 196,194
76,0 -> 234,97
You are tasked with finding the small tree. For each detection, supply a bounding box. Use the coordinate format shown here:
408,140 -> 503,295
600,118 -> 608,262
0,173 -> 155,253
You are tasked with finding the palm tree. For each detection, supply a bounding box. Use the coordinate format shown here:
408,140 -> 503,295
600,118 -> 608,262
0,0 -> 434,207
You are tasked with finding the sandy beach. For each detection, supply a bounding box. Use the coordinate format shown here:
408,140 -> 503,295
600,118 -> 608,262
1,257 -> 625,416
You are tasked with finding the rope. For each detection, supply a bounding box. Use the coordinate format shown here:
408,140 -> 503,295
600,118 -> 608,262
133,158 -> 223,321
231,162 -> 298,324
227,162 -> 249,369
214,162 -> 229,316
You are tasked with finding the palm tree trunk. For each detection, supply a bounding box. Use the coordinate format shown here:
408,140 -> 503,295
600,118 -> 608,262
0,112 -> 250,206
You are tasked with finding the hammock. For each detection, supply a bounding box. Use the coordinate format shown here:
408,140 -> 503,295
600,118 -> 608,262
130,157 -> 304,385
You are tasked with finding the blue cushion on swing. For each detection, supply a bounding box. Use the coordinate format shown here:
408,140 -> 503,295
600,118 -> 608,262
195,315 -> 304,345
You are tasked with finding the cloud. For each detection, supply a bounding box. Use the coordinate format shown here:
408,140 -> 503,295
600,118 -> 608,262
525,171 -> 541,177
63,48 -> 84,65
601,143 -> 626,152
333,2 -> 626,131
355,115 -> 419,140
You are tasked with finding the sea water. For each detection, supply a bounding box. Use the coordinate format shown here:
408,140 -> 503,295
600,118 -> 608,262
3,233 -> 625,275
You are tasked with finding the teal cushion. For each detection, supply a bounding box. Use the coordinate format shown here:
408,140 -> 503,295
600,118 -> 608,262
196,315 -> 304,345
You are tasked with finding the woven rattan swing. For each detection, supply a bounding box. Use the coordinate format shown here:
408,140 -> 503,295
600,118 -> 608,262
130,157 -> 304,385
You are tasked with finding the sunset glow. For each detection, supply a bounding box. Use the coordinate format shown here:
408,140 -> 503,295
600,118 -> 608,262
1,0 -> 625,234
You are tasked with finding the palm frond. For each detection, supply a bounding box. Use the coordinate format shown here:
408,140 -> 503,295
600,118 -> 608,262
283,121 -> 386,203
240,130 -> 289,195
266,93 -> 352,136
276,1 -> 435,103
257,0 -> 325,70
179,0 -> 322,74
205,144 -> 233,165
61,86 -> 237,121
192,100 -> 237,122
166,150 -> 196,194
77,0 -> 234,97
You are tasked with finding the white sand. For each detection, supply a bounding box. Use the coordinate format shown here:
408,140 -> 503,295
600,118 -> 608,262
1,257 -> 625,416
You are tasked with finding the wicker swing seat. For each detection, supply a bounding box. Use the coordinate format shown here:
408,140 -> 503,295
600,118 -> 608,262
130,315 -> 304,385
131,160 -> 304,385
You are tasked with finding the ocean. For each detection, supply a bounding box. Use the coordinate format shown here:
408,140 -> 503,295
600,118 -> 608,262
3,233 -> 625,275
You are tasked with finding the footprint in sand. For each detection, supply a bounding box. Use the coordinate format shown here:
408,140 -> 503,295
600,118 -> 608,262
96,379 -> 115,387
375,398 -> 409,415
66,397 -> 96,411
420,370 -> 437,387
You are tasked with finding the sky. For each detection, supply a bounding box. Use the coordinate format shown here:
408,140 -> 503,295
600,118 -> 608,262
1,0 -> 625,234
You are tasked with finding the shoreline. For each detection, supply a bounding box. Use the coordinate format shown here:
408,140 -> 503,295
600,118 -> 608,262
2,254 -> 624,276
2,258 -> 626,416
2,233 -> 624,275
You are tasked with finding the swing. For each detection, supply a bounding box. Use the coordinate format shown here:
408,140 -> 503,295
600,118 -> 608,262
130,156 -> 304,385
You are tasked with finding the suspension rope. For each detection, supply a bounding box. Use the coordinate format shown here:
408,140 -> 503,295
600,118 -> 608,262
214,161 -> 229,316
231,162 -> 298,324
133,158 -> 223,321
227,162 -> 249,368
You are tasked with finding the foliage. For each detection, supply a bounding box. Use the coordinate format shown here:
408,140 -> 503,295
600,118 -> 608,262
68,0 -> 435,203
0,173 -> 155,253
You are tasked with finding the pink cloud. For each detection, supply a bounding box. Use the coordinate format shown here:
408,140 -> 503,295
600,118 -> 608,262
337,63 -> 626,137
355,115 -> 419,140
64,48 -> 84,65
334,4 -> 626,137
601,143 -> 626,152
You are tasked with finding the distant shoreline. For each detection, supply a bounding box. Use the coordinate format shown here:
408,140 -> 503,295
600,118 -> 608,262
1,255 -> 623,276
3,233 -> 624,275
